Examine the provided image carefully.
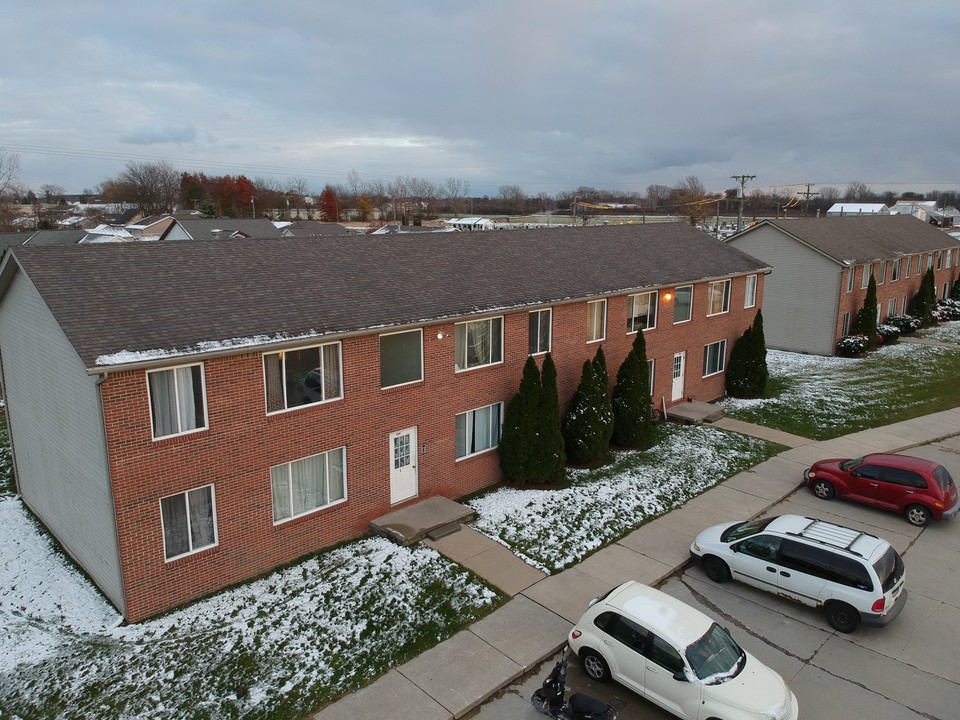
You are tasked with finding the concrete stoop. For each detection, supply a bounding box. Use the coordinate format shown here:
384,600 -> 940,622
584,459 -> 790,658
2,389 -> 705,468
664,399 -> 724,424
370,496 -> 474,546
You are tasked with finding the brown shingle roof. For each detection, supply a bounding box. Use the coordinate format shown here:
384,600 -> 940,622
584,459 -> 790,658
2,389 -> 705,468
5,222 -> 768,369
755,216 -> 959,264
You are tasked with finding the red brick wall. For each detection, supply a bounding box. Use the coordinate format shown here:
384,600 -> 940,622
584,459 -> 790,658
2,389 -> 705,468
102,273 -> 763,621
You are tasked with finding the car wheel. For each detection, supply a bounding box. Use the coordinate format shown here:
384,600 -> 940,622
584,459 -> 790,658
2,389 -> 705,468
811,479 -> 836,500
703,555 -> 730,583
825,601 -> 860,633
905,504 -> 932,527
580,648 -> 612,683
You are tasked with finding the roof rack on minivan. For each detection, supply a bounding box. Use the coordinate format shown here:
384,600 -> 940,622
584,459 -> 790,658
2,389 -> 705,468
789,517 -> 878,556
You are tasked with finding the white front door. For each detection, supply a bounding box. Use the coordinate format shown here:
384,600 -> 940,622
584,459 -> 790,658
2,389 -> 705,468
671,352 -> 685,401
390,427 -> 418,504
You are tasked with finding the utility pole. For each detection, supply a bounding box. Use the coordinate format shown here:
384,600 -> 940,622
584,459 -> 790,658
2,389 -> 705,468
730,175 -> 756,231
799,182 -> 820,217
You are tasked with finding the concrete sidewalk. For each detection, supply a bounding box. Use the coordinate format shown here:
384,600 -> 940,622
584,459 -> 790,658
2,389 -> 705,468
311,408 -> 960,720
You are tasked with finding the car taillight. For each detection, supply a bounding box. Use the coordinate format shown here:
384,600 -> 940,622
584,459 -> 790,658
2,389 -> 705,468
872,598 -> 885,613
570,629 -> 582,640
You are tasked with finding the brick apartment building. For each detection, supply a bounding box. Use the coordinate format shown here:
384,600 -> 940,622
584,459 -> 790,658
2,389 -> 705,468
0,223 -> 768,621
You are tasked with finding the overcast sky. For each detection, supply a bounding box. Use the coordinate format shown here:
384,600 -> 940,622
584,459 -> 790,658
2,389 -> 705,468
2,0 -> 958,198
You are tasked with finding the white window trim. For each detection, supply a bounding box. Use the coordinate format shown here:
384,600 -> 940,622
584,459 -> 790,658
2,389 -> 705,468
160,484 -> 218,562
528,308 -> 552,355
706,280 -> 731,316
845,268 -> 854,293
454,316 -> 504,372
648,358 -> 655,396
263,342 -> 344,416
627,291 -> 658,333
877,261 -> 886,285
744,275 -> 758,308
271,447 -> 348,525
842,312 -> 851,336
379,329 -> 424,389
891,258 -> 901,282
587,299 -> 607,343
147,362 -> 208,441
702,339 -> 727,378
673,285 -> 693,324
860,264 -> 870,289
455,402 -> 503,460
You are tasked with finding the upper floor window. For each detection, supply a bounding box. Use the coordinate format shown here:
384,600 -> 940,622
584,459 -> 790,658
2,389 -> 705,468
860,264 -> 870,289
456,402 -> 502,459
627,292 -> 658,333
947,250 -> 953,269
161,484 -> 217,561
744,275 -> 757,308
271,447 -> 346,523
264,343 -> 342,414
380,329 -> 423,388
703,339 -> 727,377
707,280 -> 731,316
529,309 -> 552,355
905,256 -> 912,278
877,261 -> 886,284
936,252 -> 943,270
845,267 -> 854,293
673,286 -> 693,323
148,363 -> 208,440
927,253 -> 934,271
587,299 -> 607,342
455,317 -> 503,371
891,258 -> 901,281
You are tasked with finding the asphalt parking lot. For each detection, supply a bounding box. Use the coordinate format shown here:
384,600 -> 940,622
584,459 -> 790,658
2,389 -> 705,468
466,435 -> 960,720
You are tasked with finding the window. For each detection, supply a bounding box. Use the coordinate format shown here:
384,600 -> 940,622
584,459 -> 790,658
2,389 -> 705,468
648,359 -> 655,396
778,540 -> 833,581
271,447 -> 346,523
927,253 -> 934,271
649,634 -> 685,674
905,257 -> 912,279
842,312 -> 850,336
943,283 -> 950,301
456,402 -> 502,459
891,258 -> 901,281
744,274 -> 757,308
887,298 -> 897,317
160,485 -> 217,560
877,261 -> 886,284
673,286 -> 693,323
703,339 -> 726,377
947,250 -> 954,269
380,330 -> 423,388
587,299 -> 606,342
455,317 -> 503,371
736,534 -> 781,561
707,280 -> 731,316
845,268 -> 854,293
860,264 -> 870,289
627,292 -> 658,332
936,252 -> 943,270
916,254 -> 923,275
528,309 -> 552,354
264,343 -> 342,413
148,363 -> 207,439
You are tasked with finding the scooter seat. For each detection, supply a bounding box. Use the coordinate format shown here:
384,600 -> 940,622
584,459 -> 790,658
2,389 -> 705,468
569,691 -> 610,715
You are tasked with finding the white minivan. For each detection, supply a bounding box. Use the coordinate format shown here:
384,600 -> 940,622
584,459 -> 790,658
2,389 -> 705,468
690,514 -> 906,632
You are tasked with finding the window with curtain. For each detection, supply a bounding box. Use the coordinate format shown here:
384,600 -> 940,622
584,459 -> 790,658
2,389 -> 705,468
707,280 -> 731,316
454,317 -> 503,371
271,447 -> 346,523
744,275 -> 757,308
455,403 -> 502,459
528,309 -> 552,354
587,299 -> 606,342
380,330 -> 423,388
148,364 -> 207,439
264,343 -> 342,413
160,485 -> 217,560
673,286 -> 693,323
627,292 -> 657,332
703,339 -> 727,377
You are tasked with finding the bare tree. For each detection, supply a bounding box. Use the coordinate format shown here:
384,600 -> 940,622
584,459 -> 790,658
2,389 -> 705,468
40,184 -> 65,203
285,177 -> 310,219
673,176 -> 709,225
443,177 -> 470,215
388,176 -> 409,223
116,160 -> 181,216
844,181 -> 872,201
645,184 -> 671,209
367,178 -> 388,222
0,147 -> 22,199
498,184 -> 526,215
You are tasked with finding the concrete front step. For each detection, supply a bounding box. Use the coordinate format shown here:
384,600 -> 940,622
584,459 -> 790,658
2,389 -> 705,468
370,496 -> 474,546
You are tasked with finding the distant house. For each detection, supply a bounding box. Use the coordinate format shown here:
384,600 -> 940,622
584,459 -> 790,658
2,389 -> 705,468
826,203 -> 890,217
889,200 -> 954,228
726,216 -> 960,355
370,223 -> 456,235
277,220 -> 352,237
0,224 -> 768,621
446,217 -> 495,231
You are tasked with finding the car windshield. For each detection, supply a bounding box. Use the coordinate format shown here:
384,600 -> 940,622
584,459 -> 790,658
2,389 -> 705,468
874,546 -> 905,592
721,516 -> 776,543
933,465 -> 954,492
840,457 -> 864,471
685,623 -> 745,684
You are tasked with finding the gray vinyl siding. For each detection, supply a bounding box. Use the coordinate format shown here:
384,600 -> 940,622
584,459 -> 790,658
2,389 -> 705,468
729,226 -> 842,355
0,272 -> 124,613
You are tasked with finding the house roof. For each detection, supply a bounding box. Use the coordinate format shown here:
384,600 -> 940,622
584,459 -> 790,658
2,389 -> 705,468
176,218 -> 282,239
736,216 -> 959,265
826,203 -> 890,214
278,221 -> 352,237
1,222 -> 769,371
20,230 -> 88,246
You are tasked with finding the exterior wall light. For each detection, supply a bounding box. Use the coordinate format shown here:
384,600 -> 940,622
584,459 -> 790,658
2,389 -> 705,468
663,292 -> 673,302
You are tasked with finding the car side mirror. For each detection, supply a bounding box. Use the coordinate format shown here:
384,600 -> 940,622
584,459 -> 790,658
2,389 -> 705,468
673,670 -> 688,682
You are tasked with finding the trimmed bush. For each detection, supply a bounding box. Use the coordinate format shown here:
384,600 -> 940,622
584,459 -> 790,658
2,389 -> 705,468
534,354 -> 566,483
498,356 -> 542,484
837,334 -> 868,357
935,298 -> 960,321
911,268 -> 937,327
876,324 -> 900,344
850,275 -> 879,349
886,314 -> 921,334
562,360 -> 613,465
725,311 -> 769,398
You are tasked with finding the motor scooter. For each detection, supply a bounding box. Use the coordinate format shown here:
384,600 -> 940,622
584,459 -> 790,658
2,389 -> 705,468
530,647 -> 618,720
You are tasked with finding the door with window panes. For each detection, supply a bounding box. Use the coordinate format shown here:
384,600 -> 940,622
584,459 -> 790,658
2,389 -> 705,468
390,427 -> 418,504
